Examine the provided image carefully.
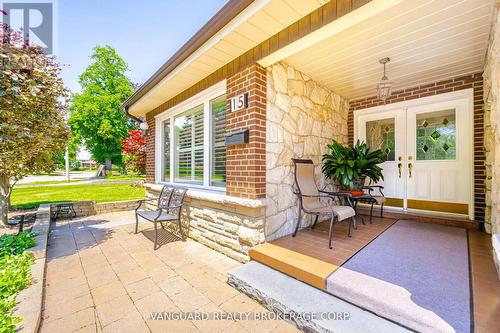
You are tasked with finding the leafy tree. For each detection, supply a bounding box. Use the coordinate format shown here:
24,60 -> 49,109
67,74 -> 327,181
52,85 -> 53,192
0,24 -> 69,224
69,45 -> 134,172
122,129 -> 146,174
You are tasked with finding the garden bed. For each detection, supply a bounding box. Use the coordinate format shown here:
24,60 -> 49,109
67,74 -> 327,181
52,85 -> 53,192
1,205 -> 51,333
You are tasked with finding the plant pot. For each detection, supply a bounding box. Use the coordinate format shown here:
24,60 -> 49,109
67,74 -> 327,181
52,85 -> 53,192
339,189 -> 365,196
339,176 -> 366,196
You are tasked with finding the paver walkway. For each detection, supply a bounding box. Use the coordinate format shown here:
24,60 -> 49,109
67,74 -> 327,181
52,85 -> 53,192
40,211 -> 299,333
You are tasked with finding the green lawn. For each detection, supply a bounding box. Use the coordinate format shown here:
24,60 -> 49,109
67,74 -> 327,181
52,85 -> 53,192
11,183 -> 145,209
105,174 -> 146,180
17,179 -> 86,187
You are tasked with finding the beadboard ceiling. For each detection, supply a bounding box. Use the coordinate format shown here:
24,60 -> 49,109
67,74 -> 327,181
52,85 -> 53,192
281,0 -> 494,100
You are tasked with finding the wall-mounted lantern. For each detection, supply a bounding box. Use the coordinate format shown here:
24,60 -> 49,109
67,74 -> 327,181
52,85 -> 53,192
139,121 -> 150,136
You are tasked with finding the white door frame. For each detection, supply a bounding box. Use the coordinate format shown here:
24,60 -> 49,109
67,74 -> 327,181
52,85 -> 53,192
353,89 -> 474,220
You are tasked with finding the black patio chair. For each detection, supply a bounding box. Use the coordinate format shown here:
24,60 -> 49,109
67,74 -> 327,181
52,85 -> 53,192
135,185 -> 188,250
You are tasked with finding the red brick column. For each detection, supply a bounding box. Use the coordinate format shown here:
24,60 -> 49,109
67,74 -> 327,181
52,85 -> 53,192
225,63 -> 267,199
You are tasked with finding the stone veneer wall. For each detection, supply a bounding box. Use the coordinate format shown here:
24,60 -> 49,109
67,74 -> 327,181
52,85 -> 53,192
145,185 -> 265,262
265,62 -> 349,240
52,200 -> 139,218
483,0 -> 500,274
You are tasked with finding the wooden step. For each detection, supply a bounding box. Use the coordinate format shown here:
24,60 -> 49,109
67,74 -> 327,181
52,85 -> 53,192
356,207 -> 478,229
249,243 -> 337,290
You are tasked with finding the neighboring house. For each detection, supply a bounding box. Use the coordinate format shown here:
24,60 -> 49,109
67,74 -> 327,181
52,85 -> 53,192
76,147 -> 97,169
123,0 -> 499,270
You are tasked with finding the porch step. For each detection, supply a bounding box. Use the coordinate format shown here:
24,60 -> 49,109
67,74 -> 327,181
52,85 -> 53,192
249,243 -> 337,289
227,261 -> 411,333
357,207 -> 478,229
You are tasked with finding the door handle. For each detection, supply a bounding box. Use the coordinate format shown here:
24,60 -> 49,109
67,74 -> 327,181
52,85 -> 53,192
408,156 -> 413,178
397,156 -> 402,178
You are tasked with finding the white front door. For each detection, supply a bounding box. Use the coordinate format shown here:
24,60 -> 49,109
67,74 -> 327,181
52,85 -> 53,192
354,90 -> 473,219
357,108 -> 406,208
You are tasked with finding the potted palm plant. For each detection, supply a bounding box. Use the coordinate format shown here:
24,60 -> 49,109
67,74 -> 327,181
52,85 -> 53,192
322,140 -> 384,195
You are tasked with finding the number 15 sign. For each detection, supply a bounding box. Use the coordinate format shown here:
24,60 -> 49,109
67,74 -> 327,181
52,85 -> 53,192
230,93 -> 248,112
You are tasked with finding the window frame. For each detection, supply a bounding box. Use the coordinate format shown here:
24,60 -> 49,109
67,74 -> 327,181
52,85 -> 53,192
155,80 -> 226,192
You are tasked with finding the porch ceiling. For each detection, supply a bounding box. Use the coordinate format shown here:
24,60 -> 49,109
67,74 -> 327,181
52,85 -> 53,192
128,0 -> 325,116
275,0 -> 494,100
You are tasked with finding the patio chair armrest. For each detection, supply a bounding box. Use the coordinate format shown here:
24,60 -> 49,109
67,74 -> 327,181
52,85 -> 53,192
297,194 -> 334,199
362,185 -> 385,196
152,208 -> 163,221
169,203 -> 184,208
135,198 -> 157,210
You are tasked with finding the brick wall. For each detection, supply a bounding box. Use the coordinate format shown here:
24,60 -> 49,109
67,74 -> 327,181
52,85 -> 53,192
145,114 -> 156,183
143,63 -> 267,198
225,63 -> 267,199
348,73 -> 485,226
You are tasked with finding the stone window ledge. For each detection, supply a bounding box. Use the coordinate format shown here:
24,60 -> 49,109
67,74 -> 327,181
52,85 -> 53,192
145,183 -> 266,209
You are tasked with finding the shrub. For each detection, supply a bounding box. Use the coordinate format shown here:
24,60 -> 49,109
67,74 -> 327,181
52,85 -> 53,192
0,232 -> 37,256
0,232 -> 36,333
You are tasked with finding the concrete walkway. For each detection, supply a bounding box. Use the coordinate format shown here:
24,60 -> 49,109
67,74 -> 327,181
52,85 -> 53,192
40,211 -> 298,333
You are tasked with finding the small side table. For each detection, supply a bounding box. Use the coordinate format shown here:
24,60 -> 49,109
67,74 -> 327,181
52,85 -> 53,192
53,203 -> 77,220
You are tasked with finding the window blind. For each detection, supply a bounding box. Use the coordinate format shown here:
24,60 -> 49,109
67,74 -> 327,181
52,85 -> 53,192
210,95 -> 226,187
174,105 -> 204,184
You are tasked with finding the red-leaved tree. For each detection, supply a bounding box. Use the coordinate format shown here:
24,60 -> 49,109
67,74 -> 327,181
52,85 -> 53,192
122,129 -> 146,174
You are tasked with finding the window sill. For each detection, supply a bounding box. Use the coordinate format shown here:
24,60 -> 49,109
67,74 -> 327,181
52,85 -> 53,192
145,183 -> 266,209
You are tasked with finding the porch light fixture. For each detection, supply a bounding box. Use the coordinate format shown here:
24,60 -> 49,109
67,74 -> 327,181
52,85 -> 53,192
377,57 -> 392,104
139,121 -> 150,136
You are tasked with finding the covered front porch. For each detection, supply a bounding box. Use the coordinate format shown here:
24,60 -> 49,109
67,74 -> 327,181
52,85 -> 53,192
244,213 -> 498,332
232,0 -> 499,332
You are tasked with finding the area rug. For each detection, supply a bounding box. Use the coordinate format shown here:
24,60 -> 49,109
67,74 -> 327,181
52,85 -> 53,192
326,220 -> 471,333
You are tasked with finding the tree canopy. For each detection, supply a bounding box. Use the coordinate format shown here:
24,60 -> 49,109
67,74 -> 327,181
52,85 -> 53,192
0,25 -> 69,224
69,45 -> 134,167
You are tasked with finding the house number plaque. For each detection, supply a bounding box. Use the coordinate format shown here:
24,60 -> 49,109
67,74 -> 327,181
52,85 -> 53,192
230,93 -> 248,112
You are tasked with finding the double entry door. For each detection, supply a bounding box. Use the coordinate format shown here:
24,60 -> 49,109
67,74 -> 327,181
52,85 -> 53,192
355,92 -> 473,219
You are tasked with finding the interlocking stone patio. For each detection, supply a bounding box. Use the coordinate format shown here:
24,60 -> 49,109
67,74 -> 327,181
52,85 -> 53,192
40,211 -> 299,333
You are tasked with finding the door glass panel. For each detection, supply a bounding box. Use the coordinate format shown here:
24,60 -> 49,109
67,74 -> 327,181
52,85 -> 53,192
366,118 -> 395,161
416,109 -> 456,160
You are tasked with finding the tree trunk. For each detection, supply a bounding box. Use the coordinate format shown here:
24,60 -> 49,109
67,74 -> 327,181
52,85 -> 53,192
0,174 -> 11,225
104,159 -> 112,177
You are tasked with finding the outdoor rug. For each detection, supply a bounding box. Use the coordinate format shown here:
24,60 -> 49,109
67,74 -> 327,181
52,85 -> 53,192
326,220 -> 471,333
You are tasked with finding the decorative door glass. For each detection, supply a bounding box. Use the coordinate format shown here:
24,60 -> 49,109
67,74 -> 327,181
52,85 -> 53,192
416,109 -> 456,160
366,118 -> 395,161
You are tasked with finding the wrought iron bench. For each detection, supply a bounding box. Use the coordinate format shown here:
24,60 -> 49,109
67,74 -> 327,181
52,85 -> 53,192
134,185 -> 188,250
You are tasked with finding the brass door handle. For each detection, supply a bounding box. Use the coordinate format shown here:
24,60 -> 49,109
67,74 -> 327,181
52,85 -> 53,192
398,156 -> 402,178
408,163 -> 413,178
